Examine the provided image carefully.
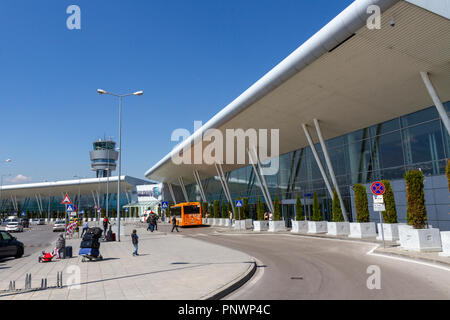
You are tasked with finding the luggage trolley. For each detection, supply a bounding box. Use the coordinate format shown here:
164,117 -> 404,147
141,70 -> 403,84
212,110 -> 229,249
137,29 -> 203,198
79,227 -> 104,262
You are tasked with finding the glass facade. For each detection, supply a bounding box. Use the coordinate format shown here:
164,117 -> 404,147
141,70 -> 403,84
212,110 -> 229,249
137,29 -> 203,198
186,102 -> 450,222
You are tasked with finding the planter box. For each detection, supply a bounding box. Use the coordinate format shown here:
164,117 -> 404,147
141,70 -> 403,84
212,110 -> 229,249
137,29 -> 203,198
349,222 -> 377,238
377,223 -> 399,242
234,220 -> 248,230
439,232 -> 450,257
291,220 -> 308,234
399,227 -> 442,252
268,221 -> 287,232
202,218 -> 207,225
307,221 -> 328,234
244,219 -> 253,229
218,218 -> 227,226
223,219 -> 231,227
253,221 -> 269,232
327,222 -> 350,236
210,218 -> 218,225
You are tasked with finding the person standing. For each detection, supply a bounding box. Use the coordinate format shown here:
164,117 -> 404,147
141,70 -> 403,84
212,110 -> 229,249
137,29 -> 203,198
81,219 -> 89,238
131,229 -> 139,256
171,215 -> 180,233
228,210 -> 233,226
55,234 -> 66,259
103,216 -> 110,237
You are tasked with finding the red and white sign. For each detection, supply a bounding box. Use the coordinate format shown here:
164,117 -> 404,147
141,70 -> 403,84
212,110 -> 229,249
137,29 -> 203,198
66,221 -> 77,237
61,194 -> 73,205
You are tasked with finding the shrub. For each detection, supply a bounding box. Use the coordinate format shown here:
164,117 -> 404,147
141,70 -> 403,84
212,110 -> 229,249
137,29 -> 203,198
202,202 -> 208,218
273,195 -> 281,221
354,184 -> 370,223
257,196 -> 264,221
405,170 -> 427,229
381,180 -> 398,224
312,191 -> 322,221
295,194 -> 304,221
332,189 -> 345,222
213,200 -> 220,218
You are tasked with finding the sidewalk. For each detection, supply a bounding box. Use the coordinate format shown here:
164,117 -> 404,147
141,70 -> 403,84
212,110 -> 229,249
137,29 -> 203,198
0,224 -> 255,300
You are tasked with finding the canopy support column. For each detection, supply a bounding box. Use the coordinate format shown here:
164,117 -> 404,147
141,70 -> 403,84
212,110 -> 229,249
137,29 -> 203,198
178,177 -> 189,203
248,149 -> 274,214
420,72 -> 450,136
193,170 -> 207,203
302,124 -> 334,199
167,182 -> 177,205
215,163 -> 235,219
313,119 -> 349,222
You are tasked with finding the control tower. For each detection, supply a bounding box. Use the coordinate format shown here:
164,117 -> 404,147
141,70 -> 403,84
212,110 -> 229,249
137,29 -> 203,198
90,138 -> 119,178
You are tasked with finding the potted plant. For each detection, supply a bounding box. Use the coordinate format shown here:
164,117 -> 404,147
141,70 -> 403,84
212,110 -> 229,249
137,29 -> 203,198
327,189 -> 350,236
399,170 -> 442,252
269,195 -> 286,232
219,201 -> 228,226
291,194 -> 308,233
376,180 -> 399,241
201,202 -> 208,225
242,197 -> 253,229
253,196 -> 268,231
211,200 -> 220,225
308,191 -> 327,234
349,184 -> 377,238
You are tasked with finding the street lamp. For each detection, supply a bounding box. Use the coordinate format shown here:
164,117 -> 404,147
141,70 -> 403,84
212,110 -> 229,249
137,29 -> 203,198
97,89 -> 143,241
1,159 -> 12,217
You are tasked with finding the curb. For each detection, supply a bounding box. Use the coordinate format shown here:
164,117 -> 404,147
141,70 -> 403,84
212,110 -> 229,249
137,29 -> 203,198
373,248 -> 450,268
201,258 -> 258,301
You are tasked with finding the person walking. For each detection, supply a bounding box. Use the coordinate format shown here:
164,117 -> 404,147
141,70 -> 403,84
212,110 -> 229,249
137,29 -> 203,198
171,215 -> 180,233
154,213 -> 158,231
147,214 -> 152,232
81,219 -> 89,238
228,210 -> 233,226
131,229 -> 139,256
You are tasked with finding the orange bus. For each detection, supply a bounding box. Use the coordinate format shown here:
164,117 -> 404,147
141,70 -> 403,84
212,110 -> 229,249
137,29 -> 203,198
169,202 -> 203,227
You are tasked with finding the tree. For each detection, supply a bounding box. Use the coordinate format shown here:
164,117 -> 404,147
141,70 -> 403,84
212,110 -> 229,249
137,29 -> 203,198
222,201 -> 228,218
257,196 -> 264,221
213,200 -> 220,218
295,194 -> 304,221
405,170 -> 427,229
354,184 -> 370,223
202,202 -> 208,218
312,191 -> 322,221
332,189 -> 344,222
273,195 -> 281,221
243,197 -> 249,220
381,180 -> 397,224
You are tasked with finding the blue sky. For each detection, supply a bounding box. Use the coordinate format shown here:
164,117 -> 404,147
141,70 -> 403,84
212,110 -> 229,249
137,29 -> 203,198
0,0 -> 352,184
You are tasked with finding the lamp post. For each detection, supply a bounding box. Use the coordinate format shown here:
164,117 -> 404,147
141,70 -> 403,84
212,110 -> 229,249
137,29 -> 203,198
73,175 -> 84,220
1,159 -> 12,218
97,89 -> 143,241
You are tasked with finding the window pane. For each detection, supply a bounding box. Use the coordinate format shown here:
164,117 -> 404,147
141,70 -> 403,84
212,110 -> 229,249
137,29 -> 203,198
401,107 -> 439,127
374,131 -> 404,169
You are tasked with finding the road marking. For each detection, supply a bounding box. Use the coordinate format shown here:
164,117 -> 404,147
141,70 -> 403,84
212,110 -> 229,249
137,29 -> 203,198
366,246 -> 450,272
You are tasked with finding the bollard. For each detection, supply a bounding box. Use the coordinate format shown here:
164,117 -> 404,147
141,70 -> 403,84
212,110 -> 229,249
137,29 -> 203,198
8,281 -> 16,291
57,271 -> 63,288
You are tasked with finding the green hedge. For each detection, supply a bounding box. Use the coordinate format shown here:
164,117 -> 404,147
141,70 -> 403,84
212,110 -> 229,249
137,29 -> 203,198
381,180 -> 398,224
222,201 -> 227,218
243,197 -> 249,220
354,184 -> 370,223
257,196 -> 264,221
405,170 -> 427,229
296,194 -> 304,221
273,195 -> 281,221
312,191 -> 322,221
213,200 -> 220,218
332,189 -> 345,222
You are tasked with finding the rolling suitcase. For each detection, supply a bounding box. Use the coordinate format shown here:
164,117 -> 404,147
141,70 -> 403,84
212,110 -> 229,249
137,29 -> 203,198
65,246 -> 73,258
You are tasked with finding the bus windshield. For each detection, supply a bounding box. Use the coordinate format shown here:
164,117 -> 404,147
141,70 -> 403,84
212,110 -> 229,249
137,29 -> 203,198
170,206 -> 182,217
183,205 -> 200,215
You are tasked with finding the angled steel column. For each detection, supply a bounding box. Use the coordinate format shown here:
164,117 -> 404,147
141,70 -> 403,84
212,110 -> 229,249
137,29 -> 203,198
313,119 -> 349,222
248,150 -> 274,214
91,191 -> 98,209
302,124 -> 334,198
193,170 -> 207,203
251,147 -> 274,214
215,163 -> 235,219
167,182 -> 177,205
420,72 -> 450,136
178,177 -> 189,202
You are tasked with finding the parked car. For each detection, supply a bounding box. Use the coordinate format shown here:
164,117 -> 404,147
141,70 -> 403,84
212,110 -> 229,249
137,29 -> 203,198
0,231 -> 24,259
5,222 -> 24,233
53,220 -> 66,232
30,218 -> 45,225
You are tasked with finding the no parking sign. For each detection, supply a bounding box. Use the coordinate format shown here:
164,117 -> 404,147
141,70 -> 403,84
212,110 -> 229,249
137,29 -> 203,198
370,181 -> 386,196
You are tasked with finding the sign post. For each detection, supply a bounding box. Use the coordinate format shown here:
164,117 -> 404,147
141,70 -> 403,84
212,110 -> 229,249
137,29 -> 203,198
61,194 -> 73,241
235,200 -> 243,224
371,182 -> 386,248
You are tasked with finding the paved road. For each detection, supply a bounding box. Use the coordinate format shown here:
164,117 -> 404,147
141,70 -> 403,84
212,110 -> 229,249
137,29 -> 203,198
157,224 -> 450,300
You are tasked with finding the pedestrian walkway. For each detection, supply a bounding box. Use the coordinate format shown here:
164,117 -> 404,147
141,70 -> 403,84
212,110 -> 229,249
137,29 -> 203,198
0,224 -> 254,300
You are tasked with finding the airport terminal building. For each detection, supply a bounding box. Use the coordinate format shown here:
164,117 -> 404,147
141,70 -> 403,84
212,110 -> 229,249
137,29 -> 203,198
145,0 -> 450,230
